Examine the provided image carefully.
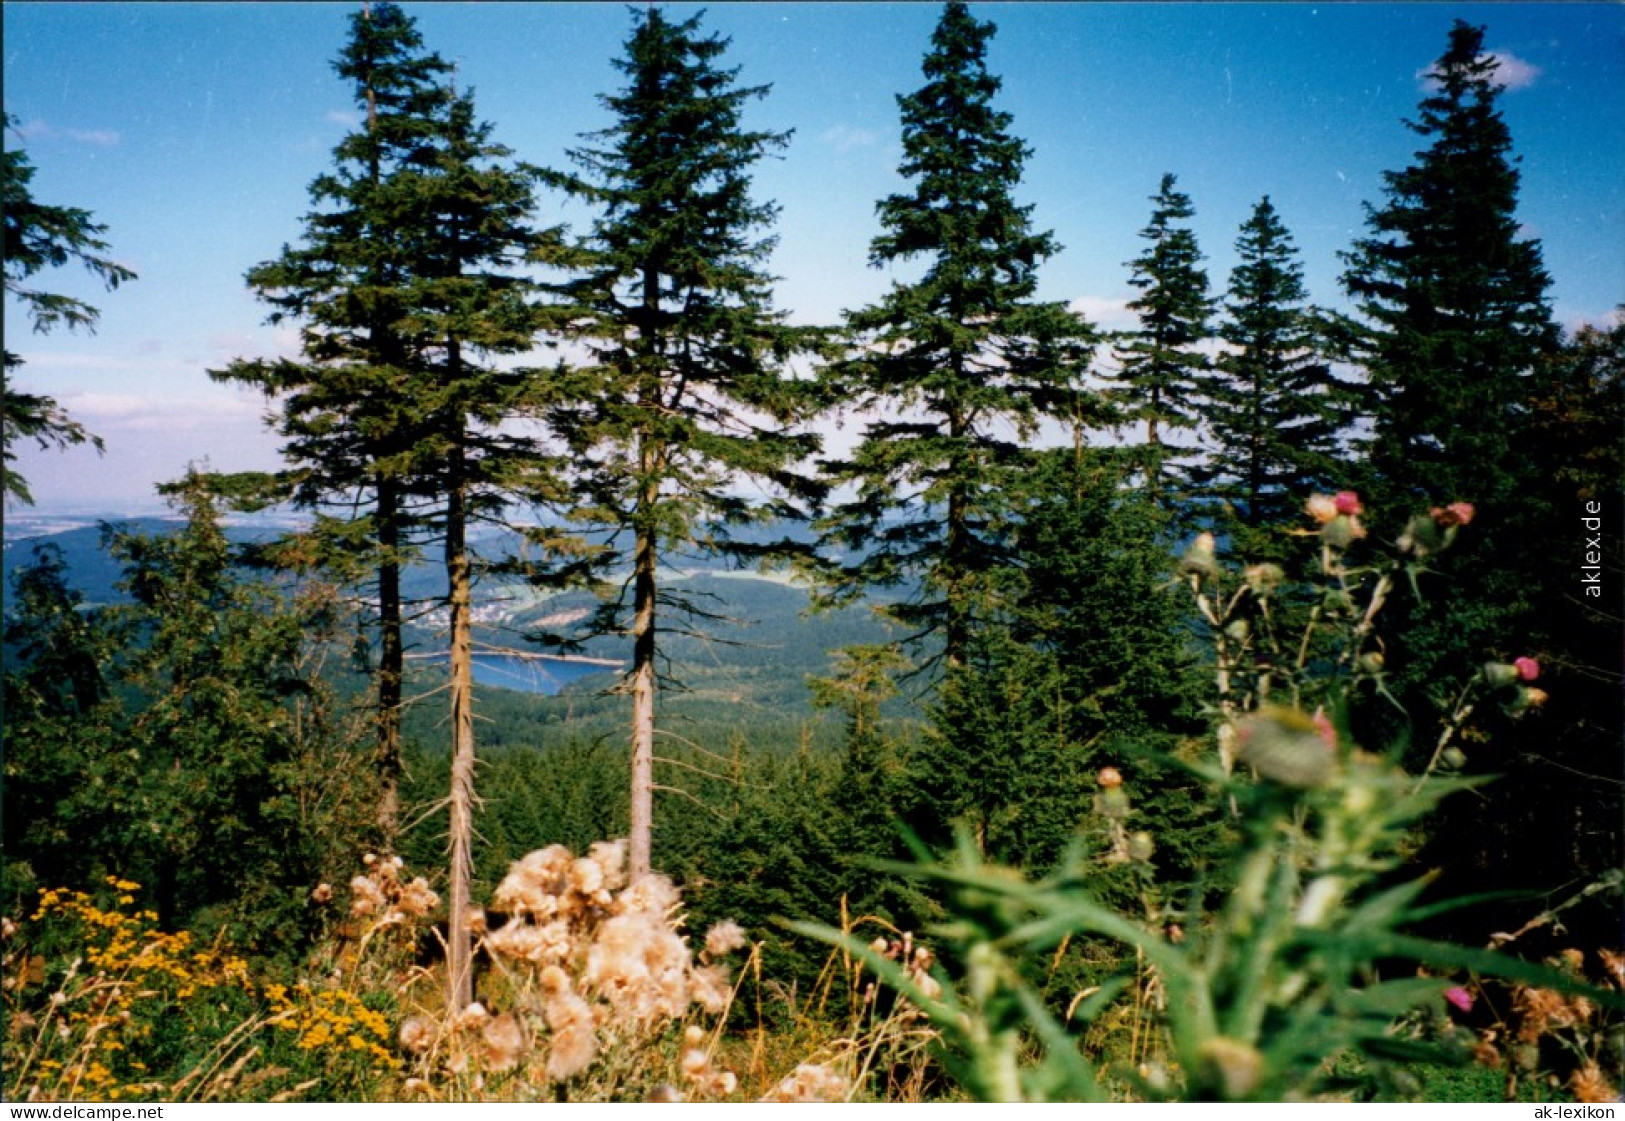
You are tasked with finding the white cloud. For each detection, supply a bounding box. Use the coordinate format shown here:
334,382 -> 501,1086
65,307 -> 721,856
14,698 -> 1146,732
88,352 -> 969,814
65,128 -> 121,147
205,331 -> 261,355
9,118 -> 120,146
1485,51 -> 1542,91
61,390 -> 264,432
819,124 -> 879,153
1417,49 -> 1542,92
324,109 -> 361,129
1068,294 -> 1140,331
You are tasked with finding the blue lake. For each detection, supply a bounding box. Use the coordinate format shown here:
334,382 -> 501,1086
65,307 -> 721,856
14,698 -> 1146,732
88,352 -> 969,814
420,653 -> 620,696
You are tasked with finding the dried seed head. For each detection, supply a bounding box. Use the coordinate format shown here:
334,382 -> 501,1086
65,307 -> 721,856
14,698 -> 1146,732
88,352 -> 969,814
704,920 -> 747,958
1570,1064 -> 1619,1105
399,1014 -> 435,1054
761,1063 -> 851,1104
587,840 -> 628,892
454,1002 -> 490,1032
482,1012 -> 525,1072
691,963 -> 732,1014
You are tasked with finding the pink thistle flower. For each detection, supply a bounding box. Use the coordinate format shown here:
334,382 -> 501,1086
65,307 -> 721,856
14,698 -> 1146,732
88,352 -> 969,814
1334,491 -> 1363,516
1445,986 -> 1475,1013
1305,494 -> 1338,524
1097,766 -> 1123,789
1431,502 -> 1475,528
1311,708 -> 1338,750
1514,656 -> 1540,682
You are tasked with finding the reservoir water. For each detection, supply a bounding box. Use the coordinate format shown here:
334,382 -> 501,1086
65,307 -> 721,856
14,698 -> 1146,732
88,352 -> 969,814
419,652 -> 620,696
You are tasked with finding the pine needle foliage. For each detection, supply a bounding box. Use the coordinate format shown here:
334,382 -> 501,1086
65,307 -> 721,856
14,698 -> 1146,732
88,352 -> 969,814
1339,19 -> 1558,515
816,1 -> 1096,671
210,3 -> 459,838
538,6 -> 825,880
1193,198 -> 1348,561
1111,173 -> 1214,511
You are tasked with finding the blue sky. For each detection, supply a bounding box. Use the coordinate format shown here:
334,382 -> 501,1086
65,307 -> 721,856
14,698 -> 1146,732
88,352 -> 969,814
5,3 -> 1623,511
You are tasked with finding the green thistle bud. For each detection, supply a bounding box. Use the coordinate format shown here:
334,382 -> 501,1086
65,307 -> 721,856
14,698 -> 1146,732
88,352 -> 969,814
1243,563 -> 1284,595
1128,832 -> 1155,863
1320,513 -> 1367,550
1233,706 -> 1338,790
1180,532 -> 1219,579
1396,512 -> 1445,558
1481,662 -> 1519,689
1096,786 -> 1130,821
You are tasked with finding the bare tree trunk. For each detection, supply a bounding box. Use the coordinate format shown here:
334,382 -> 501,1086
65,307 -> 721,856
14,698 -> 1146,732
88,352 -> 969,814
376,475 -> 403,839
628,450 -> 658,882
445,414 -> 477,1011
944,400 -> 968,674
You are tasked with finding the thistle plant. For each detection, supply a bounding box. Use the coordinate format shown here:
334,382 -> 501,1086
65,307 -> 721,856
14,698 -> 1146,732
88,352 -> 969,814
798,740 -> 1620,1101
1181,492 -> 1543,787
794,490 -> 1619,1102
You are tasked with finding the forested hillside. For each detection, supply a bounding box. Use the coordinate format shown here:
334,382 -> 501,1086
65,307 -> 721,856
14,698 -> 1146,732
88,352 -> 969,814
3,3 -> 1620,1105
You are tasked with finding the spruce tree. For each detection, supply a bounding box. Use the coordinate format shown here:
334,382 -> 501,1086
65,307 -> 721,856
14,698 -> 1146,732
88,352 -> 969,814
2,113 -> 136,505
1194,197 -> 1346,559
212,3 -> 456,839
1112,173 -> 1214,510
216,5 -> 557,1007
1340,19 -> 1557,513
1336,22 -> 1589,937
392,85 -> 562,1011
1334,18 -> 1558,712
541,7 -> 822,880
817,1 -> 1095,671
1419,315 -> 1624,947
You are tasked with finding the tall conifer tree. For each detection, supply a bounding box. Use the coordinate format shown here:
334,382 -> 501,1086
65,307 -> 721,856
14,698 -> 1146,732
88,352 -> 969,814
396,86 -> 560,1013
217,6 -> 557,1008
1195,197 -> 1345,558
1337,23 -> 1579,925
817,1 -> 1095,671
1112,173 -> 1214,511
542,8 -> 822,881
1340,19 -> 1556,513
213,3 -> 455,838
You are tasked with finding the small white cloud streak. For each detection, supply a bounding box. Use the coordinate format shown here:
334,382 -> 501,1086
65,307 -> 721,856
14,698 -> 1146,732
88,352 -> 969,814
819,124 -> 879,153
66,128 -> 121,147
59,389 -> 265,432
1485,51 -> 1542,91
9,118 -> 121,146
1069,294 -> 1140,331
